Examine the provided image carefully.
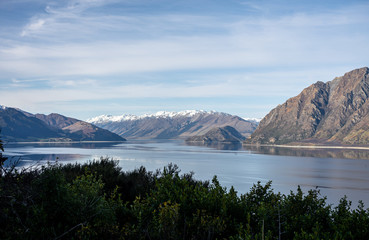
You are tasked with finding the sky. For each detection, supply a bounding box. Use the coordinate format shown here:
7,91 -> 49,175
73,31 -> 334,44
1,0 -> 369,120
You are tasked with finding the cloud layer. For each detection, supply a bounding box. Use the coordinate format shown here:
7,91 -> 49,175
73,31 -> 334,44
1,0 -> 369,119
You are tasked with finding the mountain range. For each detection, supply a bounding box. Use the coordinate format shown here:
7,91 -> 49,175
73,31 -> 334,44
4,67 -> 368,145
248,67 -> 369,145
0,106 -> 125,142
87,110 -> 258,139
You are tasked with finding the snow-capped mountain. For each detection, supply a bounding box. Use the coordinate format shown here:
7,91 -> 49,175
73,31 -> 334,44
242,117 -> 262,123
87,110 -> 258,139
87,110 -> 220,123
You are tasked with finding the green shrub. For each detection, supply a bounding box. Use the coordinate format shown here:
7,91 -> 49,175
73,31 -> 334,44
0,158 -> 368,239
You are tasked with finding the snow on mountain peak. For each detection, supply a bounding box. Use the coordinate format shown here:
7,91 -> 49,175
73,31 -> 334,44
87,114 -> 139,123
87,110 -> 223,123
242,117 -> 262,123
153,110 -> 207,118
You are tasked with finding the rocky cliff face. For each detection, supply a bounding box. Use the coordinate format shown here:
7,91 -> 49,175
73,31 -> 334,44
249,67 -> 369,145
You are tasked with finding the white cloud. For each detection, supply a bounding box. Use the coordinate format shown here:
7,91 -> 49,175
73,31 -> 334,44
1,0 -> 369,118
0,65 -> 361,119
4,1 -> 366,79
3,22 -> 369,78
21,19 -> 46,37
0,66 -> 349,105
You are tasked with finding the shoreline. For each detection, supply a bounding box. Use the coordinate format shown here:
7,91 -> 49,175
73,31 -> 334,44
6,140 -> 126,144
7,140 -> 369,151
243,143 -> 369,151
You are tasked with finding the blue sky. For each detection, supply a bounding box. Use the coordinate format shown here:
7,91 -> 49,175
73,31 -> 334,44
1,0 -> 369,120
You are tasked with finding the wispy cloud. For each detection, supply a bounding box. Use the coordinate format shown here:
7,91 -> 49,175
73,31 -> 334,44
21,19 -> 46,37
8,2 -> 368,76
1,0 -> 369,118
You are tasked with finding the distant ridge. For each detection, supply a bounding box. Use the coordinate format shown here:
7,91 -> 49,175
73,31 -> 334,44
88,110 -> 258,139
248,67 -> 369,145
186,126 -> 246,143
88,110 -> 221,123
0,106 -> 125,142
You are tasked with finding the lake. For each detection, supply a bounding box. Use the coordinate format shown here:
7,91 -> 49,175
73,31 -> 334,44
3,140 -> 369,207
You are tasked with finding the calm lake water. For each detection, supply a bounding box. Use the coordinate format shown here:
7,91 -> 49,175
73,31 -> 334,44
3,140 -> 369,207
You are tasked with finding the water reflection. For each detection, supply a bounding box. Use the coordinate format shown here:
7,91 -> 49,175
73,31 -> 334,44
4,141 -> 121,149
185,141 -> 369,159
4,154 -> 89,168
2,142 -> 121,167
185,141 -> 243,150
244,145 -> 369,160
3,140 -> 369,207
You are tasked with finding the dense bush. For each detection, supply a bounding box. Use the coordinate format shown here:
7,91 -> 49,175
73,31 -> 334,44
1,152 -> 369,239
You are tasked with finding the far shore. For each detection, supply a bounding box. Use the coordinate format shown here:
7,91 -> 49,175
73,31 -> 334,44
6,140 -> 126,144
8,139 -> 369,151
243,143 -> 369,151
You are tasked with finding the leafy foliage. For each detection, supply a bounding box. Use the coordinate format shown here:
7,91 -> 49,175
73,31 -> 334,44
0,133 -> 7,167
0,156 -> 368,239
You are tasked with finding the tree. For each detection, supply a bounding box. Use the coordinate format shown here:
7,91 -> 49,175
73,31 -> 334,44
0,130 -> 8,169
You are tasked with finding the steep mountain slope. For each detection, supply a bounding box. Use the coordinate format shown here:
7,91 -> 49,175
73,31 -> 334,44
0,107 -> 61,141
248,67 -> 369,145
88,110 -> 258,139
0,107 -> 125,142
35,113 -> 124,141
35,113 -> 79,129
186,126 -> 245,143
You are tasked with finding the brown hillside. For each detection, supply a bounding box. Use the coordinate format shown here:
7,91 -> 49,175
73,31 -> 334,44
249,67 -> 369,145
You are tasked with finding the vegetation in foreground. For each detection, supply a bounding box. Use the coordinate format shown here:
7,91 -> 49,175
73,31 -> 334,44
1,142 -> 369,239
